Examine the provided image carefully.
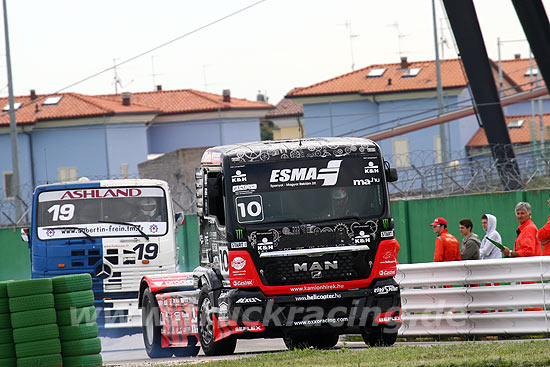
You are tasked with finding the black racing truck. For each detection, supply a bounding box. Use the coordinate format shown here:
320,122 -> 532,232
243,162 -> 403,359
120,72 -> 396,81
138,137 -> 401,357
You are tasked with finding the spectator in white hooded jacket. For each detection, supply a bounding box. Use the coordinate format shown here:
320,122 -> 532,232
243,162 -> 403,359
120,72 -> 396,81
480,214 -> 502,259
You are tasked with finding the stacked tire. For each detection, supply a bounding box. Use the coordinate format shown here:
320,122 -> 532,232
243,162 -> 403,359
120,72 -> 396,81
7,278 -> 62,367
53,274 -> 102,367
0,281 -> 15,367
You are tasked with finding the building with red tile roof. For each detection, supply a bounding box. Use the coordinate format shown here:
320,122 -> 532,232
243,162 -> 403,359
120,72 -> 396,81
0,88 -> 272,223
264,98 -> 304,139
284,56 -> 549,170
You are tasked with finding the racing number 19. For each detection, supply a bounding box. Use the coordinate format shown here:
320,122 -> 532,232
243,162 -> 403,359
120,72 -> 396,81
133,243 -> 159,260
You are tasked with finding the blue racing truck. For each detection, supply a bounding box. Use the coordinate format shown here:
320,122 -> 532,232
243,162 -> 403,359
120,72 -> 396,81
22,178 -> 178,331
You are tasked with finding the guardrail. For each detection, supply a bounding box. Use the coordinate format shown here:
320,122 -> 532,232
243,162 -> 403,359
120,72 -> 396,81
396,257 -> 550,336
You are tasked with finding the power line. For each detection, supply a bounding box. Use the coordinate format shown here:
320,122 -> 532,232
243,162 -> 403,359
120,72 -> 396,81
0,0 -> 268,119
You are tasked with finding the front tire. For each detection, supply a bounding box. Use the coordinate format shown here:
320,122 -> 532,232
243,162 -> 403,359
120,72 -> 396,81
141,288 -> 172,358
198,286 -> 237,356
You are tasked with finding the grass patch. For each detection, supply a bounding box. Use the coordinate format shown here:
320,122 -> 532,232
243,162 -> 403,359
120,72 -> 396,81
168,340 -> 550,367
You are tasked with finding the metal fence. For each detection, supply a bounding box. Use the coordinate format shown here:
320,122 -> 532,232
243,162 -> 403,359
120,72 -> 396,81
389,143 -> 550,199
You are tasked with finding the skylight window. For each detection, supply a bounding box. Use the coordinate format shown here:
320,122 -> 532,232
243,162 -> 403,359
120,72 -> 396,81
2,102 -> 21,111
507,119 -> 525,128
402,68 -> 422,77
524,68 -> 539,77
43,96 -> 62,105
367,68 -> 386,77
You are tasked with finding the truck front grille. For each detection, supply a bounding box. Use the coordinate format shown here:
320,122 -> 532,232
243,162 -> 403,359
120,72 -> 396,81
260,251 -> 370,286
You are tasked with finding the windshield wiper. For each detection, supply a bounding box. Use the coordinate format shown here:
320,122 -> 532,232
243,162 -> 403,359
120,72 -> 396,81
98,220 -> 149,240
49,227 -> 95,242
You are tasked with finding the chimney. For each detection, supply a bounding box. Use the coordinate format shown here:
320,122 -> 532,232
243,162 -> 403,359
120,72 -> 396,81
121,92 -> 131,106
256,91 -> 265,102
30,89 -> 37,101
156,85 -> 162,91
514,53 -> 521,59
400,56 -> 409,69
222,89 -> 231,103
387,78 -> 392,86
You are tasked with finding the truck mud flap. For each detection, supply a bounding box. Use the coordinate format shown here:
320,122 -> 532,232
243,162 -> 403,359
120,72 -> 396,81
155,290 -> 200,348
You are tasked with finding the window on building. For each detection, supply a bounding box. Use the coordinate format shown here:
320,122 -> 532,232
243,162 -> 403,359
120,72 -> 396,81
58,167 -> 78,182
120,163 -> 129,179
507,119 -> 525,128
43,96 -> 62,105
402,68 -> 422,77
367,68 -> 386,77
392,138 -> 410,168
434,135 -> 442,164
2,102 -> 21,111
524,68 -> 539,77
3,172 -> 14,200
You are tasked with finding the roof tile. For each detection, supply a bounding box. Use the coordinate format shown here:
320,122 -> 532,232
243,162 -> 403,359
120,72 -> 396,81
466,114 -> 550,147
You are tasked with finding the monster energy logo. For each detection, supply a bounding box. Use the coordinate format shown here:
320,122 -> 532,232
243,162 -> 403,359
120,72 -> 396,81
236,229 -> 244,240
382,219 -> 389,229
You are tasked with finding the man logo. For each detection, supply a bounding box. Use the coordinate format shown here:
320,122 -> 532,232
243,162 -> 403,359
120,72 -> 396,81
236,229 -> 244,240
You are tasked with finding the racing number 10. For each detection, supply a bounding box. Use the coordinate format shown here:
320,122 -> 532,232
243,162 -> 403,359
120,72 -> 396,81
235,195 -> 264,223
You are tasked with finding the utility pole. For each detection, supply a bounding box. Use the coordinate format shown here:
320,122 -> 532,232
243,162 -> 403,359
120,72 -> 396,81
433,0 -> 448,164
3,0 -> 21,222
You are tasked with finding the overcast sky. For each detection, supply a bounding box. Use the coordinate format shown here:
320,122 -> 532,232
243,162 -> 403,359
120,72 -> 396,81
1,0 -> 548,105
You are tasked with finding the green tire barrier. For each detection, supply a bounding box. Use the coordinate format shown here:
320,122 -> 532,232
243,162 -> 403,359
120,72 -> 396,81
13,323 -> 59,344
6,278 -> 52,298
16,353 -> 62,367
0,281 -> 9,299
15,338 -> 61,358
63,353 -> 102,367
10,308 -> 56,329
54,290 -> 94,311
59,322 -> 98,342
0,298 -> 9,314
0,313 -> 11,329
0,328 -> 13,344
52,274 -> 92,294
0,342 -> 15,358
61,337 -> 101,357
8,293 -> 55,313
0,357 -> 16,367
56,306 -> 96,326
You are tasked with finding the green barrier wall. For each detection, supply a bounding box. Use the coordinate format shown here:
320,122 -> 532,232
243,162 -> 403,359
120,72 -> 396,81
0,227 -> 31,280
391,189 -> 550,264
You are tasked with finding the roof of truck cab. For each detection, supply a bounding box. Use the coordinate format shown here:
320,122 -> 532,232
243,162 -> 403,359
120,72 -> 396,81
201,137 -> 380,165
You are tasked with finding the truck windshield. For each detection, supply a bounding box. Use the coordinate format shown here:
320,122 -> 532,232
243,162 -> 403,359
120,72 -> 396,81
229,155 -> 385,225
36,186 -> 168,240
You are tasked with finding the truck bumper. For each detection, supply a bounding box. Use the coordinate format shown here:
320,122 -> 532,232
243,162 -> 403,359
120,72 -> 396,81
220,277 -> 401,337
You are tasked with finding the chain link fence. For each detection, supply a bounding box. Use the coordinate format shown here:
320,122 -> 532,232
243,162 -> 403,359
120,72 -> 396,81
3,145 -> 550,227
389,143 -> 550,199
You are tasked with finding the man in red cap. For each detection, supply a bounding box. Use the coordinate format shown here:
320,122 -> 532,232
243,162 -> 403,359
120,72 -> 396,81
430,217 -> 461,262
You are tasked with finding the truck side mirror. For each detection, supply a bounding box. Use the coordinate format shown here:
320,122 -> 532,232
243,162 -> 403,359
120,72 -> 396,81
386,168 -> 398,183
21,228 -> 29,243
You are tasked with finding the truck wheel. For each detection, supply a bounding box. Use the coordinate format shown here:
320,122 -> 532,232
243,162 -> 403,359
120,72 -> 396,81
141,288 -> 172,358
283,336 -> 312,350
198,287 -> 237,356
361,326 -> 397,347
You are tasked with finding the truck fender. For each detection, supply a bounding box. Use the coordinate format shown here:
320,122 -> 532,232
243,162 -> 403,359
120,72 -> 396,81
193,266 -> 223,291
138,273 -> 195,308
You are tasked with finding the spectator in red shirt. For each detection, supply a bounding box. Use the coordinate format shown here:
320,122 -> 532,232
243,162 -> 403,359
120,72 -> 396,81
502,202 -> 542,257
537,198 -> 550,256
431,217 -> 461,262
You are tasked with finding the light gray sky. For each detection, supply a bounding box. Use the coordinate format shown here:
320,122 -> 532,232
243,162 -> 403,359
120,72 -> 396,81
1,0 -> 548,105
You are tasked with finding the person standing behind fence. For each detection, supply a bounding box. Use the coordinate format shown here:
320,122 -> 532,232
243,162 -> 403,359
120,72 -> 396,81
479,214 -> 502,260
431,217 -> 461,262
459,219 -> 480,260
502,202 -> 542,258
537,198 -> 550,256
